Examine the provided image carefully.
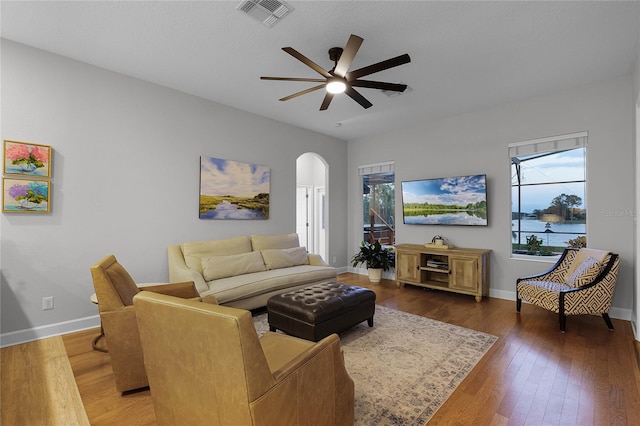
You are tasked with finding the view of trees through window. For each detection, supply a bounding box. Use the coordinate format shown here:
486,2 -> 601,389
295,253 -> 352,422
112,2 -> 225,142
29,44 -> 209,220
511,146 -> 587,256
362,172 -> 395,244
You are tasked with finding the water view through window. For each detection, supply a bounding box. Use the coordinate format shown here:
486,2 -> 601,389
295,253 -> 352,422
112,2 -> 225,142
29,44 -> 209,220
511,143 -> 586,255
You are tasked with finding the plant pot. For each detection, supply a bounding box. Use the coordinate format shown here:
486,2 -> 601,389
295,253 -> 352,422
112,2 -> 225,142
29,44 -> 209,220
367,268 -> 383,283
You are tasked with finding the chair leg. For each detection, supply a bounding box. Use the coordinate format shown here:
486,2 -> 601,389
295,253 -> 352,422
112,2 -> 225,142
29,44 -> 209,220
602,313 -> 614,331
516,298 -> 522,312
559,294 -> 567,332
559,314 -> 567,332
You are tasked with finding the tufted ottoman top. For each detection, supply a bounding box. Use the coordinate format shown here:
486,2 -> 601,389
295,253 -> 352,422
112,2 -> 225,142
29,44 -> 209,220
267,282 -> 376,324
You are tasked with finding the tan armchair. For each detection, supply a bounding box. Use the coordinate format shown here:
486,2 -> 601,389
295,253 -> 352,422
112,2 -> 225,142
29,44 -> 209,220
133,291 -> 355,426
90,254 -> 214,393
516,248 -> 620,332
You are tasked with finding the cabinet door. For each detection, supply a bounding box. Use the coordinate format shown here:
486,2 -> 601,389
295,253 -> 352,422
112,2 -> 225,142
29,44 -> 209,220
449,256 -> 478,292
397,252 -> 419,282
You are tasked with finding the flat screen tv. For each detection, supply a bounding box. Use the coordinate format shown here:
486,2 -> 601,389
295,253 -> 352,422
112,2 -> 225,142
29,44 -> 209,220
401,174 -> 488,226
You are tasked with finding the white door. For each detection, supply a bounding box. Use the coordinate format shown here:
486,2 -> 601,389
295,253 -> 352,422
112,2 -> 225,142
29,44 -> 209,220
296,185 -> 311,249
315,187 -> 327,259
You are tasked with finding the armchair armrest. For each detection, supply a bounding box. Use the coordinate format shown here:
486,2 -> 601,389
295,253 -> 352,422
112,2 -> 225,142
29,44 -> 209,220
271,334 -> 341,382
516,249 -> 574,283
140,281 -> 199,298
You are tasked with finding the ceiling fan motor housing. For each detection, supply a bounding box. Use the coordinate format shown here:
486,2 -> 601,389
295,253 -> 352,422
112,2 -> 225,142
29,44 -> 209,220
328,47 -> 343,64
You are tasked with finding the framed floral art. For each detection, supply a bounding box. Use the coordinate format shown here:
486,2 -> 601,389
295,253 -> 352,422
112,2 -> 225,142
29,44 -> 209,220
2,178 -> 50,213
3,140 -> 52,178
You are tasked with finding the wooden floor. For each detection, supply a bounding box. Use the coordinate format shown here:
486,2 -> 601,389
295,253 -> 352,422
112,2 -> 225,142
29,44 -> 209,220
58,273 -> 640,425
1,335 -> 90,425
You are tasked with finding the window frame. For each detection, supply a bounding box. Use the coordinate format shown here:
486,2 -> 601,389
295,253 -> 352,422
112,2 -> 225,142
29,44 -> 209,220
509,132 -> 587,260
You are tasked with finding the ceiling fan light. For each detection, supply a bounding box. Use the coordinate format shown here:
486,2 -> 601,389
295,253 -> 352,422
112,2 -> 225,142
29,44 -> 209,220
326,79 -> 347,94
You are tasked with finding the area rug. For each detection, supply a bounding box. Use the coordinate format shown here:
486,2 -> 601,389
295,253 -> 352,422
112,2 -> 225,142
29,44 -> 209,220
253,305 -> 497,425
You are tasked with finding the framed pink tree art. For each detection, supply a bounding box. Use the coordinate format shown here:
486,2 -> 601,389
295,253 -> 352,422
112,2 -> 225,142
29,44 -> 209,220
3,140 -> 52,177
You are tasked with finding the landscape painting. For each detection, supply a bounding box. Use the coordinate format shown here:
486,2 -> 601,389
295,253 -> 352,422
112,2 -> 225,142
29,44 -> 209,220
199,156 -> 270,220
401,174 -> 488,226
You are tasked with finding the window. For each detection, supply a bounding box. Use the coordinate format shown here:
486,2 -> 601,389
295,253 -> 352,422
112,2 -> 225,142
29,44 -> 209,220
359,162 -> 395,245
510,132 -> 587,257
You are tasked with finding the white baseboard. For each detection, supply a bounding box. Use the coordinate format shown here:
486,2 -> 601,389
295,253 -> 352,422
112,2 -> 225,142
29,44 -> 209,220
0,315 -> 101,348
335,266 -> 350,274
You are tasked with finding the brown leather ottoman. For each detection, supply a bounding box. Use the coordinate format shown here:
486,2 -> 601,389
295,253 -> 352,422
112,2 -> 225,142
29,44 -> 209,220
267,282 -> 376,342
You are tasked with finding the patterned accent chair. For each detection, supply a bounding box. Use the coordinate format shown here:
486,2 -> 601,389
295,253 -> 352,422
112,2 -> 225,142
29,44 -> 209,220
516,248 -> 619,332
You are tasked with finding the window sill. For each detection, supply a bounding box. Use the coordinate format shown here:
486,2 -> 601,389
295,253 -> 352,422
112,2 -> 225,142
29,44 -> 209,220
510,253 -> 561,263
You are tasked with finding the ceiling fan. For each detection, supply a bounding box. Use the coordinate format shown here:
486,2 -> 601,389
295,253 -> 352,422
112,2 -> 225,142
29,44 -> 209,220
261,34 -> 411,111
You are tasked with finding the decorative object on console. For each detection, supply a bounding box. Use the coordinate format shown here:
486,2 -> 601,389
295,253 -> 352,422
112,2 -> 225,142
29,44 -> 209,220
424,235 -> 455,249
401,174 -> 487,226
351,239 -> 395,282
2,177 -> 50,213
3,139 -> 51,177
199,156 -> 270,220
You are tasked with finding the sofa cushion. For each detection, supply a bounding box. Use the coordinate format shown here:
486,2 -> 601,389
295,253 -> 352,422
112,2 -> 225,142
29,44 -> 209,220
251,233 -> 299,251
565,256 -> 601,288
202,265 -> 337,304
261,247 -> 309,270
183,236 -> 252,275
202,251 -> 267,281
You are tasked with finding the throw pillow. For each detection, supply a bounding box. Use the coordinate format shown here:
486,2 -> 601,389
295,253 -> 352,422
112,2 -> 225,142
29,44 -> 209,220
261,247 -> 309,270
565,256 -> 601,288
201,251 -> 266,281
182,236 -> 252,274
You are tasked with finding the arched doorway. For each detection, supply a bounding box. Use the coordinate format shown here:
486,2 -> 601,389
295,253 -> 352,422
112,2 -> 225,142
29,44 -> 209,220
296,153 -> 328,262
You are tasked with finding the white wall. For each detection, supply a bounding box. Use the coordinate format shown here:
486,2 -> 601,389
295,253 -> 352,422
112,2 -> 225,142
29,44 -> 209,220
0,40 -> 349,344
348,74 -> 635,318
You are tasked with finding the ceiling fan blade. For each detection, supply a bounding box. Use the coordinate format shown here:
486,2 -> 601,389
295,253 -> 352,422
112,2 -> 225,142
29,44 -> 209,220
346,54 -> 411,81
279,84 -> 326,101
345,86 -> 373,109
334,34 -> 364,78
320,93 -> 334,111
261,76 -> 326,83
282,47 -> 332,78
351,80 -> 408,92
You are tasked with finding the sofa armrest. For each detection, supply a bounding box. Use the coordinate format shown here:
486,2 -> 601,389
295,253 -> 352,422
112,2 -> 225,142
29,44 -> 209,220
308,253 -> 330,267
168,244 -> 208,294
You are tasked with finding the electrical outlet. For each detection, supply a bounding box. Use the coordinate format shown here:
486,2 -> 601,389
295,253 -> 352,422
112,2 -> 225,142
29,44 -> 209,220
42,296 -> 54,310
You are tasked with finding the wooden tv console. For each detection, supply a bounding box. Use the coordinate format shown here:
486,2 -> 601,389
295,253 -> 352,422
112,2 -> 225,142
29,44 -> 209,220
394,244 -> 491,302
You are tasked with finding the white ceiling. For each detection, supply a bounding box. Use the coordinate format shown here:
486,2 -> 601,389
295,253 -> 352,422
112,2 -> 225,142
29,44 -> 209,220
2,1 -> 639,141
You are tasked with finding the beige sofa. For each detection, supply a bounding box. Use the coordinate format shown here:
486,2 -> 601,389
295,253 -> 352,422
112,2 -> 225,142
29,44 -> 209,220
168,233 -> 337,310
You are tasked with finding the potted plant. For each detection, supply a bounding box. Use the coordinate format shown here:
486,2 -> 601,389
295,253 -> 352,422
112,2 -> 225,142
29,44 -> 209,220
525,234 -> 543,255
351,240 -> 395,282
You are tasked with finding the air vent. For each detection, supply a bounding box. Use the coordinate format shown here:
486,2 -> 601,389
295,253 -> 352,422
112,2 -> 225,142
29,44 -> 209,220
236,0 -> 293,28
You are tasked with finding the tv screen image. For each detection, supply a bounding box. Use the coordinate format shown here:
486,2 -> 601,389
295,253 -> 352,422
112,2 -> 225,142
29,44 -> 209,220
401,174 -> 488,226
